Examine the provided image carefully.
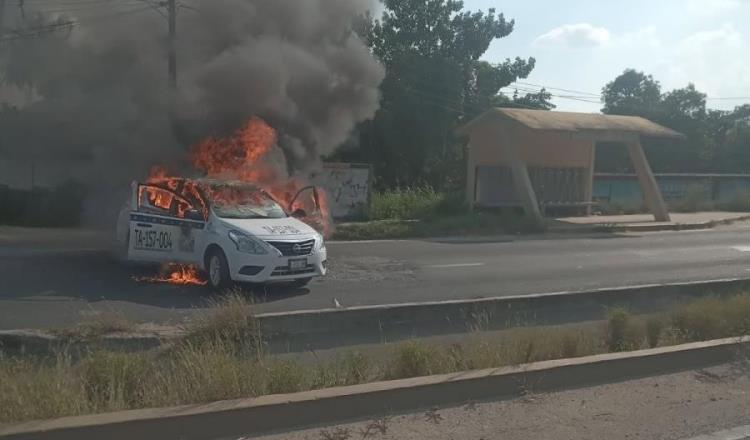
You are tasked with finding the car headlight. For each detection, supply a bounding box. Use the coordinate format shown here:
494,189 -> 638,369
315,232 -> 326,251
228,230 -> 268,255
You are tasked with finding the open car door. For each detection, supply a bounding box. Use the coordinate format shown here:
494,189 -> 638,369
288,185 -> 326,234
128,183 -> 206,263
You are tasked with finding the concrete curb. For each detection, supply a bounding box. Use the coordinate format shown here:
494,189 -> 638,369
0,329 -> 169,357
1,336 -> 747,440
257,277 -> 750,352
3,278 -> 750,355
582,214 -> 750,233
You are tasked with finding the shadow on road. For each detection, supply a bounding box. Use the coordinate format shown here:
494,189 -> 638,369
0,251 -> 309,311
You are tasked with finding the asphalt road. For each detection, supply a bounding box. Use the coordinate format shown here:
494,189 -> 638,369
3,224 -> 750,329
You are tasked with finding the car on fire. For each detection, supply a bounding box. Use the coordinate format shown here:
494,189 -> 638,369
115,178 -> 327,289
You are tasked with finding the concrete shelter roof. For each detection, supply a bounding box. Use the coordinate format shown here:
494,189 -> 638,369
457,108 -> 685,139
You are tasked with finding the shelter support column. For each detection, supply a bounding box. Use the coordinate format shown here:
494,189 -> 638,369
583,140 -> 596,215
627,139 -> 670,222
465,141 -> 476,210
504,139 -> 543,226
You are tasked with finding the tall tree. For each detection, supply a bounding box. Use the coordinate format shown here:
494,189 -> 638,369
601,69 -> 662,117
349,0 -> 548,189
599,68 -> 750,173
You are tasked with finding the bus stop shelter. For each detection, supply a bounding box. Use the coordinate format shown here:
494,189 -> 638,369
456,108 -> 684,225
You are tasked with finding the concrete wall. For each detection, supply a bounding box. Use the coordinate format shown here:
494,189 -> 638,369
594,173 -> 750,204
0,156 -> 372,220
311,163 -> 372,220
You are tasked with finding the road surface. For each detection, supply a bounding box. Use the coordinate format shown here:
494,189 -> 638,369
3,224 -> 750,329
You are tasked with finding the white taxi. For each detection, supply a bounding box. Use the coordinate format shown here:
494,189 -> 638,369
115,178 -> 327,289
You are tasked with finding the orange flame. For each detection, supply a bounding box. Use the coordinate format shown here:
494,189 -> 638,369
146,117 -> 332,238
133,264 -> 207,286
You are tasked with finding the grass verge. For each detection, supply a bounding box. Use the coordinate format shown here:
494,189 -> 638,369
335,186 -> 541,240
333,212 -> 542,240
2,292 -> 750,425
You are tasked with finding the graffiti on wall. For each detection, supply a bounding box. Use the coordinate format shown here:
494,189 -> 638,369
313,163 -> 371,219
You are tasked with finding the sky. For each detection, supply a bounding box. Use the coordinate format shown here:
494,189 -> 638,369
465,0 -> 750,113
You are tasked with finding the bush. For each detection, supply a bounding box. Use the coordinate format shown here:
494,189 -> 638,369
265,361 -> 306,394
79,351 -> 151,410
184,291 -> 261,358
717,190 -> 750,212
389,341 -> 442,378
671,297 -> 726,341
151,339 -> 263,405
669,185 -> 714,213
607,308 -> 631,352
646,317 -> 664,348
369,186 -> 440,220
0,355 -> 87,424
671,294 -> 750,342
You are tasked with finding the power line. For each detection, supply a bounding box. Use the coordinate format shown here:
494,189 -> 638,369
513,81 -> 601,98
0,4 -> 151,42
511,80 -> 750,103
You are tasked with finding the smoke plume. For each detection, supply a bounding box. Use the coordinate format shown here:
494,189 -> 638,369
0,0 -> 383,219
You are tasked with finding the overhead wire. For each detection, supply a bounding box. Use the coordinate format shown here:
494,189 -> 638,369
0,4 -> 153,42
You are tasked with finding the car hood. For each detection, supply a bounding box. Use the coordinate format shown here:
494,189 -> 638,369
217,216 -> 318,240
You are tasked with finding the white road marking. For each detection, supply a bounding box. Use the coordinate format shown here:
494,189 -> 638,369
424,263 -> 485,269
731,246 -> 750,252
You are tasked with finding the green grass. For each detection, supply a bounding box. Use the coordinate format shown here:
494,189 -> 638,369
369,186 -> 466,221
333,212 -> 542,240
3,293 -> 750,425
336,186 -> 541,240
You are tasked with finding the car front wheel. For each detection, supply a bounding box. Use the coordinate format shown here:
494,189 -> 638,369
206,248 -> 231,290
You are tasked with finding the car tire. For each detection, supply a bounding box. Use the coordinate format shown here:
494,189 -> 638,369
290,277 -> 313,288
206,248 -> 232,291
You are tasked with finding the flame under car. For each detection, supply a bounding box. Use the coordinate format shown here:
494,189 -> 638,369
116,178 -> 327,289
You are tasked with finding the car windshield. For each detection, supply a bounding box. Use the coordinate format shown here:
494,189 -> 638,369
203,183 -> 286,219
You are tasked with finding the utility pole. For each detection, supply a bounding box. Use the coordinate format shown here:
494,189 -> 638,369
167,0 -> 176,89
0,0 -> 6,35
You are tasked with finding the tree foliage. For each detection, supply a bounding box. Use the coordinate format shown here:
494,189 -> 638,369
599,69 -> 750,173
601,69 -> 662,116
339,0 -> 552,189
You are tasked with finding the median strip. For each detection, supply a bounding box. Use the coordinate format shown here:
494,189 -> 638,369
1,335 -> 747,440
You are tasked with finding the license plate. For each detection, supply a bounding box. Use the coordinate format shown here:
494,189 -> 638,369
289,258 -> 307,270
133,228 -> 173,251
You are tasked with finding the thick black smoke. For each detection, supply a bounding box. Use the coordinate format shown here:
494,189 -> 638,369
0,0 -> 383,216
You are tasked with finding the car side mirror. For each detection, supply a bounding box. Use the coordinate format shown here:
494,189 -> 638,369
185,208 -> 204,221
291,208 -> 307,218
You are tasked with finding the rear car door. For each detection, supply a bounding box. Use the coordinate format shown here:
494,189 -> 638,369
128,184 -> 204,263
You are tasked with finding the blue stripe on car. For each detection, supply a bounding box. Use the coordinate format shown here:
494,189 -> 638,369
130,213 -> 206,229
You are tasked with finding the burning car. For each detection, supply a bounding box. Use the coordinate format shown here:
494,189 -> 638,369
115,177 -> 327,289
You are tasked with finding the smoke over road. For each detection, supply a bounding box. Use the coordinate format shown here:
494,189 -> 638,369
0,0 -> 383,220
